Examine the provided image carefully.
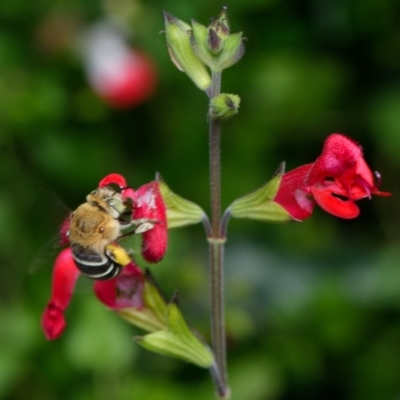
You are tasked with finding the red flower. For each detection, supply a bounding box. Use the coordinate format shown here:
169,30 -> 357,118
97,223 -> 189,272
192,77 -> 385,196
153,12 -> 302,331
133,182 -> 168,263
102,174 -> 168,262
83,22 -> 157,109
41,248 -> 80,340
93,262 -> 145,309
274,134 -> 391,220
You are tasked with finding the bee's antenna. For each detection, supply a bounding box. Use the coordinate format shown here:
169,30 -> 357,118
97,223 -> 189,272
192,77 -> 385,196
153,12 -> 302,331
111,186 -> 133,195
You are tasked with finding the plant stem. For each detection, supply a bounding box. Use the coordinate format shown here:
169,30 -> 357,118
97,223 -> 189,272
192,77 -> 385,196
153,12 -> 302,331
208,70 -> 229,399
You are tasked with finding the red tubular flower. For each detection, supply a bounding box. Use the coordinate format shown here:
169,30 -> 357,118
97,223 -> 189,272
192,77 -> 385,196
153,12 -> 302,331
274,164 -> 315,220
93,262 -> 145,309
274,133 -> 391,220
41,248 -> 80,340
134,182 -> 168,263
93,173 -> 168,262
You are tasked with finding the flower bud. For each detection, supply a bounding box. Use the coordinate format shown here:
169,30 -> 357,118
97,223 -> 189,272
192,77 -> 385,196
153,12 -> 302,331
207,28 -> 223,55
209,6 -> 230,38
210,93 -> 240,120
189,7 -> 245,72
163,11 -> 211,91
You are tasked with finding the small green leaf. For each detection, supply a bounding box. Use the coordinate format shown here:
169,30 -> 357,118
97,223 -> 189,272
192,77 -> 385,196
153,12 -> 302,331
157,172 -> 206,228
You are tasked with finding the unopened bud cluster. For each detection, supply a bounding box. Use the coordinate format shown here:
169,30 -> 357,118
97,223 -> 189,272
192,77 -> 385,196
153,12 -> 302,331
163,7 -> 244,107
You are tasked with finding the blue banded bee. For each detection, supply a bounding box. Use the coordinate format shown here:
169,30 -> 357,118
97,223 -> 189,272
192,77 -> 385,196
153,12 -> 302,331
68,186 -> 150,280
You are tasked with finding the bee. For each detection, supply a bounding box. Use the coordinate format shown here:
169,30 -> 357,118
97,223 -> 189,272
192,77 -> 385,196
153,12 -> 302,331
68,186 -> 146,280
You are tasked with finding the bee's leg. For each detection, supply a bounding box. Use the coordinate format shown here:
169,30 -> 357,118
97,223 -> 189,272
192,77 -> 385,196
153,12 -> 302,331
132,218 -> 159,233
105,244 -> 132,267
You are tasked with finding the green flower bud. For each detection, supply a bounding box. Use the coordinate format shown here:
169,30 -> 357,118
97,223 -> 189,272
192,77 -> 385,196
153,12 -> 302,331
229,163 -> 294,222
210,93 -> 240,120
163,11 -> 211,91
135,294 -> 214,368
207,28 -> 223,54
157,172 -> 206,228
209,6 -> 230,38
189,8 -> 245,72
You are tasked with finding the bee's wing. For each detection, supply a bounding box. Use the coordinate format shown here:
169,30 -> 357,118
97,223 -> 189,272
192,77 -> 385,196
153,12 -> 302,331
27,185 -> 71,274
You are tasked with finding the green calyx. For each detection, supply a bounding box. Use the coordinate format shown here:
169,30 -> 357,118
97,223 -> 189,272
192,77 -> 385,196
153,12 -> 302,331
157,173 -> 205,229
229,163 -> 294,223
190,11 -> 245,72
135,294 -> 214,368
117,270 -> 169,333
163,11 -> 211,91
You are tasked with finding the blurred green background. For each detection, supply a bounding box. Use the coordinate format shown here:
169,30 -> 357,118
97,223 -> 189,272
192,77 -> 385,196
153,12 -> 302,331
1,0 -> 400,399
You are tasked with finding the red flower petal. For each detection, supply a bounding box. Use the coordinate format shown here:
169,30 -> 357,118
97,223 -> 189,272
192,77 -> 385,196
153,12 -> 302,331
94,263 -> 144,309
274,164 -> 315,220
41,248 -> 80,340
134,181 -> 168,262
306,134 -> 362,186
99,173 -> 127,188
311,186 -> 360,219
41,303 -> 66,341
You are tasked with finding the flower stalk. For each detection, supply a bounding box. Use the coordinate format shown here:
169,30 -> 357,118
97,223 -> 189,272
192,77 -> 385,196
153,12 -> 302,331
208,69 -> 229,398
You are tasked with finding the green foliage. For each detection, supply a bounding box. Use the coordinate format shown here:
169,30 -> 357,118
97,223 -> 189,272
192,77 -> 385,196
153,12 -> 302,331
1,0 -> 400,399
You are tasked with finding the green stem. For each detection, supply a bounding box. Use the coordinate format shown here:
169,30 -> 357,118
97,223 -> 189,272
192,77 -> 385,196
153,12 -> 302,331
208,70 -> 229,399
